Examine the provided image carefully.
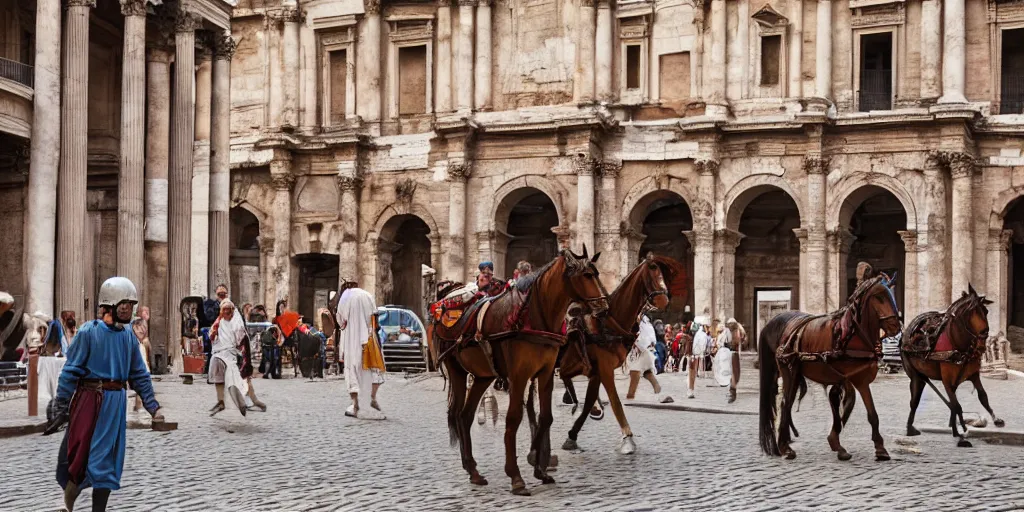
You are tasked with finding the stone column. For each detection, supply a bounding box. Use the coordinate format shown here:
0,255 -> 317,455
474,0 -> 492,110
358,0 -> 382,122
987,229 -> 1013,334
920,0 -> 941,99
576,0 -> 596,102
116,0 -> 147,287
145,46 -> 172,372
714,228 -> 743,321
595,0 -> 612,102
939,0 -> 966,104
56,0 -> 94,319
898,230 -> 920,322
338,169 -> 362,281
794,228 -> 808,311
191,46 -> 213,296
826,228 -> 855,310
803,156 -> 828,313
209,34 -> 236,292
436,0 -> 453,112
688,159 -> 719,318
455,0 -> 475,111
270,162 -> 294,304
598,161 -> 621,283
282,8 -> 301,128
573,156 -> 597,254
788,0 -> 803,98
446,163 -> 470,282
815,0 -> 832,100
923,151 -> 949,311
167,11 -> 200,372
707,0 -> 727,116
949,152 -> 975,299
24,0 -> 62,316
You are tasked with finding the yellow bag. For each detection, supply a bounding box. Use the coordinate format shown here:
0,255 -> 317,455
363,314 -> 386,371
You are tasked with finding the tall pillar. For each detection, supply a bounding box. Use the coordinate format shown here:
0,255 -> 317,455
707,0 -> 727,116
24,0 -> 62,316
788,0 -> 803,98
794,228 -> 809,311
474,0 -> 492,110
598,161 -> 621,284
815,0 -> 832,100
920,0 -> 942,99
358,0 -> 382,122
300,21 -> 317,129
576,0 -> 596,102
714,228 -> 743,321
436,0 -> 453,112
446,163 -> 470,282
987,229 -> 1013,334
898,230 -> 920,322
209,34 -> 236,292
949,152 -> 975,299
688,159 -> 719,318
191,47 -> 213,296
923,151 -> 949,311
282,8 -> 301,128
270,161 -> 294,303
455,0 -> 475,111
595,0 -> 612,101
826,228 -> 855,310
338,168 -> 362,281
56,0 -> 94,319
167,11 -> 200,372
144,46 -> 172,372
939,0 -> 966,104
117,0 -> 147,287
804,156 -> 828,313
573,156 -> 597,254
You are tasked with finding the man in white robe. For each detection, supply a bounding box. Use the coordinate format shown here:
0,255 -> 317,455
335,281 -> 386,420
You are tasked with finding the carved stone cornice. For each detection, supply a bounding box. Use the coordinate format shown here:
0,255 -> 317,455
925,150 -> 948,171
446,162 -> 471,182
337,175 -> 363,192
683,229 -> 714,248
119,0 -> 146,17
477,0 -> 492,6
212,33 -> 237,60
364,0 -> 382,14
457,0 -> 477,6
572,155 -> 599,176
174,11 -> 202,33
898,230 -> 921,253
437,0 -> 453,7
694,158 -> 720,177
65,0 -> 96,8
802,156 -> 830,175
946,152 -> 976,179
281,8 -> 305,23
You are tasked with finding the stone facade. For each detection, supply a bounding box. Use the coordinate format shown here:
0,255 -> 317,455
4,0 -> 1024,370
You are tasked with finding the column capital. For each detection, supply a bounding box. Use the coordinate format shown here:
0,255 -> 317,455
337,174 -> 363,192
477,0 -> 492,6
174,11 -> 202,33
827,228 -> 856,253
212,33 -> 238,60
65,0 -> 96,8
802,155 -> 830,175
572,154 -> 600,176
792,228 -> 809,253
195,32 -> 214,60
683,229 -> 714,248
437,0 -> 453,7
551,225 -> 572,249
988,228 -> 1014,251
898,229 -> 921,253
925,149 -> 948,171
947,152 -> 976,179
446,161 -> 472,182
281,7 -> 305,23
600,160 -> 622,178
596,0 -> 612,8
619,223 -> 647,242
119,0 -> 146,16
695,158 -> 720,177
715,228 -> 745,252
364,0 -> 382,14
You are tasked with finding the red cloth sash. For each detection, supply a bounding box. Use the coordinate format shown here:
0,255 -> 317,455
935,330 -> 954,352
65,387 -> 103,485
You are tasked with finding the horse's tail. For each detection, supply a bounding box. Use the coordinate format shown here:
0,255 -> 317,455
445,366 -> 459,448
759,311 -> 799,456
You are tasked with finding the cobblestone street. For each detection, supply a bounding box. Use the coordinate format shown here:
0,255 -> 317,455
1,365 -> 1022,512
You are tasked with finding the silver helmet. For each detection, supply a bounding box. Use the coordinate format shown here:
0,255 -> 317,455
98,277 -> 139,308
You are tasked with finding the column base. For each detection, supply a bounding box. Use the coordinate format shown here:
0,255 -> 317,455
705,103 -> 729,118
938,93 -> 967,105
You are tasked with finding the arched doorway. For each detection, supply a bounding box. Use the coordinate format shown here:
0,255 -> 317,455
733,188 -> 801,337
1005,197 -> 1024,337
841,186 -> 906,307
377,215 -> 432,309
295,253 -> 339,322
503,189 -> 559,278
229,207 -> 261,308
634,191 -> 694,324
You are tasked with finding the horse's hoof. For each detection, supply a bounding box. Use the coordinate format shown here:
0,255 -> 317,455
548,454 -> 559,468
534,468 -> 555,484
470,474 -> 488,486
837,450 -> 852,461
590,407 -> 604,420
619,436 -> 637,455
995,418 -> 1006,428
957,439 -> 973,448
527,450 -> 536,467
510,485 -> 531,496
784,450 -> 797,460
561,438 -> 579,451
906,426 -> 921,437
875,451 -> 891,461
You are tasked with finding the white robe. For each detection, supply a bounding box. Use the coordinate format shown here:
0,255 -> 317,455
336,287 -> 385,420
213,309 -> 249,414
627,317 -> 657,373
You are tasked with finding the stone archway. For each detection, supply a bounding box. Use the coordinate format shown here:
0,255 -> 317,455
294,253 -> 340,322
500,188 -> 560,279
838,185 -> 907,308
229,206 -> 262,308
627,190 -> 695,324
1005,197 -> 1024,349
377,214 -> 432,309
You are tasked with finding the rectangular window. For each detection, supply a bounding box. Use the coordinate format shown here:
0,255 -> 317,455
858,32 -> 893,111
625,45 -> 641,90
659,52 -> 691,101
328,50 -> 348,125
760,35 -> 781,86
1001,28 -> 1024,115
398,45 -> 427,115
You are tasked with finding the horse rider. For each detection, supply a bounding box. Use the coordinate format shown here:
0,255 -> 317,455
45,277 -> 163,512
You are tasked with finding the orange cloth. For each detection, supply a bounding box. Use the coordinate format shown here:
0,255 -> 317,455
276,311 -> 301,338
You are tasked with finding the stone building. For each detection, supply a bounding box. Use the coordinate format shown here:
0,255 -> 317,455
4,0 -> 1024,370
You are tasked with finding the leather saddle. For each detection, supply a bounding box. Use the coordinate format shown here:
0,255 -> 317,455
433,289 -> 508,342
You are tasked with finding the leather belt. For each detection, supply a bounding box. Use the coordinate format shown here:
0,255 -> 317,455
80,379 -> 128,391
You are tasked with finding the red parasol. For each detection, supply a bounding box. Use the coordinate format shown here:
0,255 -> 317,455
276,311 -> 301,338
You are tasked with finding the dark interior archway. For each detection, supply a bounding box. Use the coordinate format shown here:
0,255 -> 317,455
636,191 -> 694,325
1006,197 -> 1024,333
378,215 -> 431,310
229,207 -> 261,308
843,187 -> 906,308
505,189 -> 559,278
735,189 -> 801,333
295,253 -> 339,323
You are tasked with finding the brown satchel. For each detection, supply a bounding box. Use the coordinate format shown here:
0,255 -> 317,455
362,313 -> 386,371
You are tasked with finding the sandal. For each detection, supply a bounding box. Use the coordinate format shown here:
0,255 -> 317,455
209,401 -> 225,416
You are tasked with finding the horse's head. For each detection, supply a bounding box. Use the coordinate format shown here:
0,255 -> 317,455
859,273 -> 902,337
563,246 -> 609,315
638,253 -> 670,311
954,283 -> 993,343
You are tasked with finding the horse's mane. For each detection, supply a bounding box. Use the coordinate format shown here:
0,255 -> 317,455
514,255 -> 560,293
648,255 -> 680,287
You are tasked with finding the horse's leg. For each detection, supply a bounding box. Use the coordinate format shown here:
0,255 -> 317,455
504,374 -> 530,495
968,373 -> 1005,427
598,357 -> 636,454
827,384 -> 851,461
905,368 -> 926,437
563,375 -> 600,451
531,368 -> 556,484
942,378 -> 971,447
443,360 -> 472,479
777,367 -> 799,460
460,374 -> 496,485
525,379 -> 538,441
853,379 -> 890,461
840,381 -> 856,426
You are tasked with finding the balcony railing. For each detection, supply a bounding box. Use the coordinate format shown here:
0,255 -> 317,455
0,57 -> 33,88
1000,72 -> 1024,114
858,68 -> 892,112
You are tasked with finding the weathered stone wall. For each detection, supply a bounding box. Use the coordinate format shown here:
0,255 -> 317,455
0,185 -> 25,298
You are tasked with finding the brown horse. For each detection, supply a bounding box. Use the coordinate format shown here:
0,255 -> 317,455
759,274 -> 902,461
901,284 -> 1002,446
554,254 -> 673,455
435,249 -> 608,495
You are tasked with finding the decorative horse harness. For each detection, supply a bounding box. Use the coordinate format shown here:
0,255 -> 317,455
902,298 -> 987,365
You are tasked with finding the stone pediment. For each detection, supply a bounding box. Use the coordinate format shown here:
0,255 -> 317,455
751,3 -> 787,28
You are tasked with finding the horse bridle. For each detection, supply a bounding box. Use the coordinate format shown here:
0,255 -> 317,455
950,299 -> 988,343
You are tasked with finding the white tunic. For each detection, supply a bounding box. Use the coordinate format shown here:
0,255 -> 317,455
336,287 -> 385,419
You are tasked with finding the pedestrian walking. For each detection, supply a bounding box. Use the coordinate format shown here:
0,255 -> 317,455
688,319 -> 712,398
626,316 -> 672,403
45,277 -> 163,512
336,279 -> 386,420
207,300 -> 250,417
130,307 -> 152,412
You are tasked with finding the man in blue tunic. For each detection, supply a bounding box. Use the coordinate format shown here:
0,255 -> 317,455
45,277 -> 163,512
